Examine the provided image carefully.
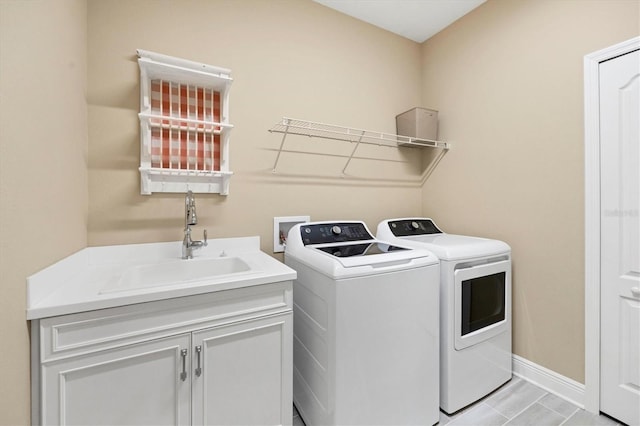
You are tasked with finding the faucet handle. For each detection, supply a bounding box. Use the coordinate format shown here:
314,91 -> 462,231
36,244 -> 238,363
203,229 -> 208,246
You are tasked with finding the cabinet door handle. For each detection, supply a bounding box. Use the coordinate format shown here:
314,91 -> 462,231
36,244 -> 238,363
180,349 -> 188,381
195,345 -> 202,377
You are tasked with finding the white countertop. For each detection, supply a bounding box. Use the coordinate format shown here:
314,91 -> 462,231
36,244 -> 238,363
26,237 -> 296,320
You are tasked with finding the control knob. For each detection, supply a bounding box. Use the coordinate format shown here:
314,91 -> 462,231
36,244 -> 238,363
331,225 -> 342,235
411,221 -> 420,230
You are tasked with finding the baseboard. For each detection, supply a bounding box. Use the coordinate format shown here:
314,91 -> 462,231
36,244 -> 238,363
512,354 -> 585,408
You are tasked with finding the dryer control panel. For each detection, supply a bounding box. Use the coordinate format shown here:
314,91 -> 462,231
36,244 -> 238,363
387,219 -> 443,236
300,222 -> 374,245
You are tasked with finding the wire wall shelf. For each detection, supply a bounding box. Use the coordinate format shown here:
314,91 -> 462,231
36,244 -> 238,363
268,117 -> 450,174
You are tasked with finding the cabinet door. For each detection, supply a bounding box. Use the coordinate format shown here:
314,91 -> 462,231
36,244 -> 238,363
41,334 -> 191,425
192,314 -> 292,426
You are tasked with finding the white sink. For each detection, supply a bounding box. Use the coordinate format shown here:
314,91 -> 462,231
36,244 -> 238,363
27,237 -> 298,319
101,256 -> 252,294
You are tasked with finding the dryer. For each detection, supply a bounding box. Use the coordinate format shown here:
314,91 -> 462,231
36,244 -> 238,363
377,218 -> 512,414
285,221 -> 440,426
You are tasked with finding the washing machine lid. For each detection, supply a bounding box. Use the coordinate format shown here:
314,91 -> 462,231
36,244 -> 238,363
314,241 -> 408,258
376,218 -> 510,261
285,221 -> 439,278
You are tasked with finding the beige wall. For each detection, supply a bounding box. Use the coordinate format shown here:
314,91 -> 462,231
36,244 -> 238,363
0,0 -> 88,424
0,1 -> 421,422
87,0 -> 424,250
420,0 -> 639,382
2,0 -> 638,423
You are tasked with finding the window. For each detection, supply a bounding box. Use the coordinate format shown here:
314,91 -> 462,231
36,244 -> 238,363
137,50 -> 233,194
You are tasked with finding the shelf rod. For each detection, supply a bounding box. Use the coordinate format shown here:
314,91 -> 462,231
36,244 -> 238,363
139,113 -> 232,129
341,131 -> 365,175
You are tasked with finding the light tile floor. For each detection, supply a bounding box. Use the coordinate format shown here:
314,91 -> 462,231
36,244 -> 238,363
292,376 -> 624,426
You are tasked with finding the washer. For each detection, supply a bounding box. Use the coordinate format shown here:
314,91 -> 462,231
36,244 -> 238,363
285,221 -> 440,426
377,218 -> 512,414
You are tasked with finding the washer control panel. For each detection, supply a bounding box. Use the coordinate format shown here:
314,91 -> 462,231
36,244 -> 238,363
387,219 -> 443,236
300,222 -> 374,245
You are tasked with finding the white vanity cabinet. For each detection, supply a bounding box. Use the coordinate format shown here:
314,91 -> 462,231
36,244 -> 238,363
31,281 -> 293,426
39,333 -> 192,425
192,315 -> 291,425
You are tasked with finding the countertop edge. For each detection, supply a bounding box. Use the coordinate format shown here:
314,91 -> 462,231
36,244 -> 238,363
26,271 -> 296,320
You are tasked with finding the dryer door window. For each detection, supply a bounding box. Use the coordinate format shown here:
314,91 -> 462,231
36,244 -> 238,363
461,272 -> 505,336
454,260 -> 511,350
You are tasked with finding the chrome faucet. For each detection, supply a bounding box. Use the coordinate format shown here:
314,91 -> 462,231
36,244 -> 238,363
182,190 -> 207,259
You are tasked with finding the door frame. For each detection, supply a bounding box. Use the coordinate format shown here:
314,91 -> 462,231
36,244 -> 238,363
583,35 -> 640,415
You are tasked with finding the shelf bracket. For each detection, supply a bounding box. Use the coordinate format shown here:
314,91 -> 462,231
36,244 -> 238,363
272,120 -> 290,173
420,148 -> 448,185
341,131 -> 365,175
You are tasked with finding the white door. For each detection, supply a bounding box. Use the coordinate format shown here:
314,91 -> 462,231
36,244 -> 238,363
191,314 -> 293,426
599,48 -> 640,426
42,334 -> 192,425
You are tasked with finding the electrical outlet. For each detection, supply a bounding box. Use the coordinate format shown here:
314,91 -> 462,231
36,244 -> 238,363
273,216 -> 310,253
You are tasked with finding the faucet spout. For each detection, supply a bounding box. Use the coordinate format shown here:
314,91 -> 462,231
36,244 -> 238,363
182,191 -> 207,259
185,190 -> 197,226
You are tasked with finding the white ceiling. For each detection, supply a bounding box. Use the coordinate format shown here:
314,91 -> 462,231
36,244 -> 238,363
312,0 -> 486,43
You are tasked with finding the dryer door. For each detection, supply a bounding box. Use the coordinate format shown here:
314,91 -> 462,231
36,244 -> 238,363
454,259 -> 511,350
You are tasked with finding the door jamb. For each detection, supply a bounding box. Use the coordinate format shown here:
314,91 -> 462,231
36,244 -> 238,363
583,36 -> 640,415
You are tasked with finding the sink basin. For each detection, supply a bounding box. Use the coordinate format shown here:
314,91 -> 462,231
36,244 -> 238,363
101,257 -> 252,294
